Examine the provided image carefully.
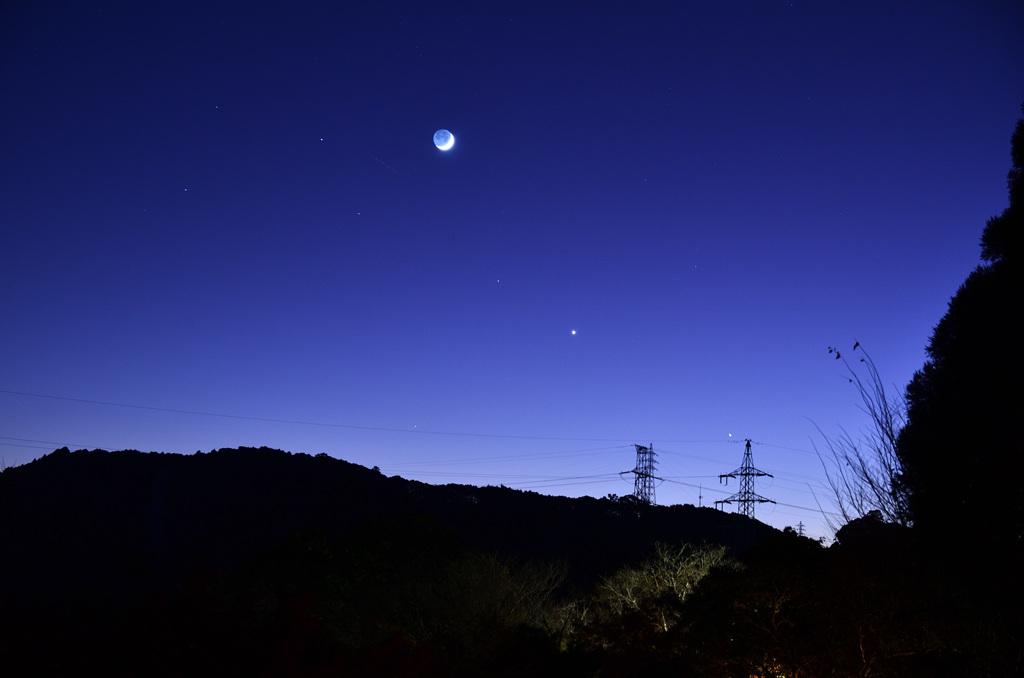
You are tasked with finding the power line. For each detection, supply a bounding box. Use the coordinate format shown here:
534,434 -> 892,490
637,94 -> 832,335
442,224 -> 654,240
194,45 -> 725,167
512,473 -> 624,489
2,390 -> 839,527
1,440 -> 59,451
388,445 -> 630,468
0,389 -> 641,442
655,446 -> 739,466
751,440 -> 818,455
1,389 -> 743,445
0,435 -> 118,451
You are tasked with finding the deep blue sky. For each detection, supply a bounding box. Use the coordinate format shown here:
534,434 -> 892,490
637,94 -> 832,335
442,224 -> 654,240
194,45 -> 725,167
3,1 -> 1022,539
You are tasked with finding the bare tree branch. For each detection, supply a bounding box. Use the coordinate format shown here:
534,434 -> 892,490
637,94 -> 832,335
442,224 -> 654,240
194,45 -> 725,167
815,343 -> 910,531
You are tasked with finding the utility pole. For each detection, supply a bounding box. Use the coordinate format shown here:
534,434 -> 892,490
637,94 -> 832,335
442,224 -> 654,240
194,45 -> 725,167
715,439 -> 775,518
796,521 -> 806,537
625,444 -> 659,506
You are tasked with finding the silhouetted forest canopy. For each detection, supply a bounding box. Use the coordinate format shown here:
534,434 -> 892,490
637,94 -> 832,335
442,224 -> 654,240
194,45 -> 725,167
2,106 -> 1021,678
0,440 -> 1019,676
897,103 -> 1024,585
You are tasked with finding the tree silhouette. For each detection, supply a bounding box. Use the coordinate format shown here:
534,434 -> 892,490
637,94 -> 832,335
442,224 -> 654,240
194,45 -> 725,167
897,104 -> 1024,582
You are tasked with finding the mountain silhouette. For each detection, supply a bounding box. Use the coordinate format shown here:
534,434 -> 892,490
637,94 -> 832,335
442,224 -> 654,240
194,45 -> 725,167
0,446 -> 773,605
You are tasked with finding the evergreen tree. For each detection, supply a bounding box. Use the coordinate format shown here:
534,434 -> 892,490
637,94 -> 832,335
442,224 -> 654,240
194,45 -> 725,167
897,104 -> 1024,580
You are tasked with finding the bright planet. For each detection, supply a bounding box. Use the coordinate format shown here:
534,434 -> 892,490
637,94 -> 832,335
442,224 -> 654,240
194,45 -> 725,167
433,129 -> 454,151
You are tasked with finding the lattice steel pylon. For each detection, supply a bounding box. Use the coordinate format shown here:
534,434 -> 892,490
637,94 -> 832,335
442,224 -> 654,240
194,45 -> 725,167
629,444 -> 659,505
715,439 -> 775,518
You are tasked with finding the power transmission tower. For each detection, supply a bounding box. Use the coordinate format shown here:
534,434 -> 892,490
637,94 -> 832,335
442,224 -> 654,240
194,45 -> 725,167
715,439 -> 775,518
625,444 -> 659,506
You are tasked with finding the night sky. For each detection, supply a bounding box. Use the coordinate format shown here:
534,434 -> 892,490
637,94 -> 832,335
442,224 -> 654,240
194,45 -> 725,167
3,1 -> 1022,539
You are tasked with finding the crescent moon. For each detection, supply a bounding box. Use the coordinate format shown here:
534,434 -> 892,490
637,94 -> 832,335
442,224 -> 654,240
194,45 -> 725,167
433,129 -> 455,151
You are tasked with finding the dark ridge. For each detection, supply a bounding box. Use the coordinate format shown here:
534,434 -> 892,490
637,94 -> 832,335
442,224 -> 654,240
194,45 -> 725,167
0,446 -> 774,605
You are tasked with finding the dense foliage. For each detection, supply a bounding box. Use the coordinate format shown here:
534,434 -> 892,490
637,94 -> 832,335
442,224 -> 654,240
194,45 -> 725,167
2,509 -> 1018,676
0,448 -> 1019,675
897,106 -> 1024,586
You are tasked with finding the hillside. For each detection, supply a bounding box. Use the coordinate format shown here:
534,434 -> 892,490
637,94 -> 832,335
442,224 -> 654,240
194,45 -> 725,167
0,446 -> 772,605
1,447 -> 1016,676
